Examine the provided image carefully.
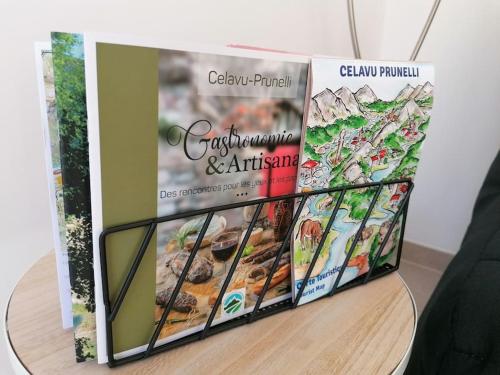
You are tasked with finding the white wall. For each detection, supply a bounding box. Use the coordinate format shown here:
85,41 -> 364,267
376,0 -> 500,253
0,0 -> 499,372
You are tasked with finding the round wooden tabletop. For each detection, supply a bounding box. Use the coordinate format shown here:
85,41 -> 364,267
5,252 -> 416,375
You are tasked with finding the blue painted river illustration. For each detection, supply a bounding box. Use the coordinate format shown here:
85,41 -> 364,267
295,190 -> 396,305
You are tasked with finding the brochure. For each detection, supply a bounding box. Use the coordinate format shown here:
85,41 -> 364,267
51,32 -> 97,361
84,34 -> 309,362
34,42 -> 73,329
293,57 -> 434,305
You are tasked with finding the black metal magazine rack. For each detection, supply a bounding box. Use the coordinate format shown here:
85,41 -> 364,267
99,178 -> 413,367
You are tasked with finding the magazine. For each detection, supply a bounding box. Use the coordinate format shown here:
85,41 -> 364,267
84,34 -> 309,362
34,42 -> 73,329
51,32 -> 97,361
293,57 -> 434,305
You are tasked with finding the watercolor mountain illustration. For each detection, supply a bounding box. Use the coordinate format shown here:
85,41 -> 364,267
302,82 -> 433,187
293,81 -> 433,304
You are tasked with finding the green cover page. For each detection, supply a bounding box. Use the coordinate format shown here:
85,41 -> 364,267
51,32 -> 96,361
94,42 -> 159,359
35,43 -> 73,330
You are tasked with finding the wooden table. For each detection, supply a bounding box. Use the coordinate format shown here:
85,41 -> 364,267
5,252 -> 416,375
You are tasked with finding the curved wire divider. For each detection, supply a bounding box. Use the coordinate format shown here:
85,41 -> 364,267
347,0 -> 442,61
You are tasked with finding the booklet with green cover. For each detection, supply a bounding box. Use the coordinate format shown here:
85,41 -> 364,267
84,34 -> 309,362
51,32 -> 97,361
34,42 -> 73,330
292,57 -> 434,305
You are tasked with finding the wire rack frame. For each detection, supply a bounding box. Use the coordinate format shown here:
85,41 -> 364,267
99,178 -> 413,367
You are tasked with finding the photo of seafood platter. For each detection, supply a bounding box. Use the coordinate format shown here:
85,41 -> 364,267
155,199 -> 294,342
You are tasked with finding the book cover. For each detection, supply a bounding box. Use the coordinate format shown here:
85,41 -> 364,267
34,42 -> 73,329
293,58 -> 434,305
84,35 -> 309,361
51,32 -> 97,361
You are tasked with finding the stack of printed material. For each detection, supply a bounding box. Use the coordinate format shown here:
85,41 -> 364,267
35,32 -> 433,364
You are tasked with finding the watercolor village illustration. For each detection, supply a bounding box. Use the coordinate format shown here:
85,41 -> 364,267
294,80 -> 434,302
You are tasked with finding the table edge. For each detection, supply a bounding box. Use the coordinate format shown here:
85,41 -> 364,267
5,292 -> 30,375
390,273 -> 418,375
4,250 -> 53,375
4,251 -> 417,374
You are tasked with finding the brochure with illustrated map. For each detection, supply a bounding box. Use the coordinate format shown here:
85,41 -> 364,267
292,57 -> 434,305
83,34 -> 309,362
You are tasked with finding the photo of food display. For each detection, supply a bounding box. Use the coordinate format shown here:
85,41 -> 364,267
154,48 -> 309,342
155,199 -> 294,341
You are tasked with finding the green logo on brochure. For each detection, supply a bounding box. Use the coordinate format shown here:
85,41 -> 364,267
223,290 -> 244,315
